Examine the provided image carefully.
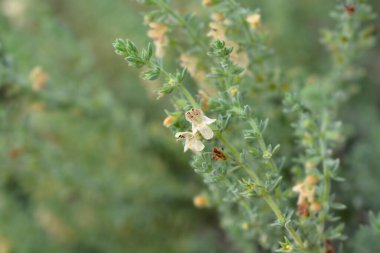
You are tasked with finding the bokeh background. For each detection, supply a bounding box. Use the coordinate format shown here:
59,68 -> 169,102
0,0 -> 379,252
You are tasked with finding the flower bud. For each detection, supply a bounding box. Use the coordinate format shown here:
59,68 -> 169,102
241,222 -> 249,230
229,86 -> 239,96
211,13 -> 224,21
310,201 -> 322,212
202,0 -> 214,7
193,195 -> 209,208
163,115 -> 176,127
262,150 -> 272,160
305,161 -> 315,170
30,66 -> 48,91
305,175 -> 318,186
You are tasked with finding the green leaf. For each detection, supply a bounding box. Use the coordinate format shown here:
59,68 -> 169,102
267,176 -> 282,193
125,39 -> 138,55
147,42 -> 153,59
156,85 -> 176,99
113,38 -> 127,55
142,67 -> 161,80
125,56 -> 145,68
331,202 -> 347,210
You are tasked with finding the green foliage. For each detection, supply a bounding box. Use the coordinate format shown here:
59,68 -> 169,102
351,212 -> 380,253
1,0 -> 379,252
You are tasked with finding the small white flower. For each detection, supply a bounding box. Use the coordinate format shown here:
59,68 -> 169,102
175,132 -> 205,152
185,108 -> 216,140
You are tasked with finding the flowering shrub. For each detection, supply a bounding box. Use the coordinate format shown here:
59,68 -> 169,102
114,0 -> 377,252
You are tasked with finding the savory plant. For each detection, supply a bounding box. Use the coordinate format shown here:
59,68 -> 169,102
113,0 -> 376,252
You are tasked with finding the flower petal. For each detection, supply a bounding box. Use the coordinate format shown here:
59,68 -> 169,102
292,183 -> 303,193
175,132 -> 192,140
188,138 -> 205,152
198,124 -> 214,140
203,116 -> 216,125
184,138 -> 189,152
192,123 -> 198,135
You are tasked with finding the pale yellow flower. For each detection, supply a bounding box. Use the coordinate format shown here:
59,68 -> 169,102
305,175 -> 318,186
207,21 -> 227,41
241,222 -> 249,230
229,86 -> 239,96
292,180 -> 315,205
147,22 -> 168,58
226,41 -> 250,69
180,54 -> 197,75
246,14 -> 261,29
198,90 -> 209,112
30,66 -> 48,91
310,201 -> 322,212
202,0 -> 214,7
304,160 -> 316,170
211,13 -> 224,22
175,132 -> 205,152
1,0 -> 28,26
185,108 -> 216,140
293,175 -> 320,215
180,54 -> 206,84
207,18 -> 250,69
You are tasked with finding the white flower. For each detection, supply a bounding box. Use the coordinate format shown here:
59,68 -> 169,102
175,132 -> 205,152
185,108 -> 216,140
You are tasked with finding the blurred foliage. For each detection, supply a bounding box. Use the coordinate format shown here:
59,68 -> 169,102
350,212 -> 380,253
0,0 -> 379,252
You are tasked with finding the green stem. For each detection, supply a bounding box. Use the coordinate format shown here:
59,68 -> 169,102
215,131 -> 305,250
320,112 -> 330,203
248,118 -> 278,172
215,131 -> 259,181
149,60 -> 198,107
317,111 -> 330,252
227,0 -> 256,46
178,84 -> 198,108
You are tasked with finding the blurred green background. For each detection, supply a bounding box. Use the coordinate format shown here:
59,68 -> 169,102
0,0 -> 379,252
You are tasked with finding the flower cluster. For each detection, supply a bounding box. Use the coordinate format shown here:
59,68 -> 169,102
292,175 -> 321,216
175,108 -> 215,153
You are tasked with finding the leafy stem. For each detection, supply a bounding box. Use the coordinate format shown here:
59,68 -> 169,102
114,37 -> 306,251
